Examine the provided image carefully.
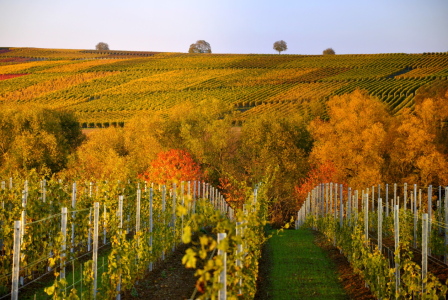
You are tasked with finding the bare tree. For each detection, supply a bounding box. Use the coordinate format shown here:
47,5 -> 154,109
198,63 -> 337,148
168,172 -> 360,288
96,42 -> 110,51
188,40 -> 212,53
273,40 -> 287,54
323,48 -> 336,55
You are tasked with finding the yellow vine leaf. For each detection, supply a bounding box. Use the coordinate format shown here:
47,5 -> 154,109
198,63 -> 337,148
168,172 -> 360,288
177,205 -> 188,217
182,248 -> 197,268
182,225 -> 192,244
44,285 -> 55,295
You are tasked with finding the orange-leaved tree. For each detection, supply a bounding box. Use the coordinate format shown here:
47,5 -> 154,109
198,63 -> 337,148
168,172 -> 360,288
139,149 -> 203,185
295,161 -> 339,208
218,177 -> 248,207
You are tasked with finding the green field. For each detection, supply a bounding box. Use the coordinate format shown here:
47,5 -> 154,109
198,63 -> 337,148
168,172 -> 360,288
1,47 -> 447,126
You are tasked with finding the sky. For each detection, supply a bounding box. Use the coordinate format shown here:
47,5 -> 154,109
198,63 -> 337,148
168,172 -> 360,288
1,0 -> 447,55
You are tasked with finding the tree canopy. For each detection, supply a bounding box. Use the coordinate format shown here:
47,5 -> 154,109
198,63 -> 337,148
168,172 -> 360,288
0,104 -> 84,176
96,42 -> 109,51
273,40 -> 287,54
323,48 -> 335,55
188,40 -> 212,53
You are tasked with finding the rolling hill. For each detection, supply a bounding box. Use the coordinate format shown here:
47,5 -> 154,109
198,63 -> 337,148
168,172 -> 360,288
1,47 -> 447,127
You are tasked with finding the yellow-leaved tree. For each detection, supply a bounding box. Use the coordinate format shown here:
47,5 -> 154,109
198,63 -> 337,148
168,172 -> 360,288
0,104 -> 84,176
240,111 -> 312,225
63,127 -> 129,181
309,89 -> 391,189
387,97 -> 448,185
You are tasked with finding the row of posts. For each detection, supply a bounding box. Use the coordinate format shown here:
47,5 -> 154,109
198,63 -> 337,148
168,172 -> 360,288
7,179 -> 233,300
214,188 -> 257,300
296,182 -> 448,296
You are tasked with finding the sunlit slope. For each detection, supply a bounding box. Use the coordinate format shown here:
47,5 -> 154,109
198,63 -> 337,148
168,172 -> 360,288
1,47 -> 447,126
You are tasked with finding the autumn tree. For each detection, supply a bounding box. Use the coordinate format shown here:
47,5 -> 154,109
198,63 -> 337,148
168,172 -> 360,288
123,113 -> 164,176
309,89 -> 391,189
188,40 -> 212,53
413,80 -> 448,154
239,112 -> 312,225
386,98 -> 448,186
63,127 -> 129,181
95,42 -> 109,51
273,40 -> 287,54
139,149 -> 203,185
0,104 -> 84,176
323,48 -> 335,55
295,161 -> 339,207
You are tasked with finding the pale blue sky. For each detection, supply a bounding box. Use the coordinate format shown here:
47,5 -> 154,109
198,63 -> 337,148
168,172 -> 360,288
1,0 -> 447,54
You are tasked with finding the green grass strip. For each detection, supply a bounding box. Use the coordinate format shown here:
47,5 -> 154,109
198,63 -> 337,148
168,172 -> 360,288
266,229 -> 347,300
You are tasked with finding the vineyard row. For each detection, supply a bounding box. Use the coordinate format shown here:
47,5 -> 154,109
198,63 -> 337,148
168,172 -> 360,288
296,183 -> 448,298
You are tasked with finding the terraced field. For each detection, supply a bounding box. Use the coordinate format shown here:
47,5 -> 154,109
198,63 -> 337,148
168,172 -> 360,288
0,47 -> 447,127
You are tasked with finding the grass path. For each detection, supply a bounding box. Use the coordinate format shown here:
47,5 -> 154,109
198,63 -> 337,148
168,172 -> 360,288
259,229 -> 348,300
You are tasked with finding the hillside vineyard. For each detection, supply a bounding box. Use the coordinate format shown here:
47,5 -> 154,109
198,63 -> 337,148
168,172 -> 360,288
1,47 -> 447,126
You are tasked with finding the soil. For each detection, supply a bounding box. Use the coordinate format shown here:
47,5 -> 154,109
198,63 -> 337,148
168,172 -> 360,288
121,243 -> 196,300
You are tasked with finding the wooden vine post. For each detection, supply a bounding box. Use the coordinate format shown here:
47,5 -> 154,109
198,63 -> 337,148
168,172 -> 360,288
236,222 -> 243,295
136,188 -> 141,233
364,192 -> 369,242
217,233 -> 227,300
413,192 -> 417,248
394,204 -> 400,295
422,213 -> 428,295
404,183 -> 407,211
172,183 -> 176,252
347,187 -> 352,223
11,221 -> 21,300
386,184 -> 389,217
103,204 -> 107,245
339,184 -> 343,227
71,182 -> 76,253
61,207 -> 68,279
330,183 -> 333,216
117,195 -> 124,300
149,187 -> 154,271
93,202 -> 99,299
378,198 -> 382,252
393,183 -> 397,209
88,207 -> 92,251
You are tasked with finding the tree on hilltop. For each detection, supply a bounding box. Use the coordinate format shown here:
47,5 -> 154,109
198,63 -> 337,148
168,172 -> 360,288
188,40 -> 212,53
273,40 -> 287,54
323,48 -> 335,55
96,42 -> 109,51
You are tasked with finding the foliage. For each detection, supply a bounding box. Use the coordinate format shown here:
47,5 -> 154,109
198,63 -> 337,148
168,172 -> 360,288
239,112 -> 312,225
306,206 -> 448,299
1,176 -> 210,299
0,104 -> 84,176
1,48 -> 446,126
62,127 -> 129,181
273,40 -> 287,54
386,99 -> 448,185
96,42 -> 110,51
189,40 -> 212,53
309,89 -> 391,189
323,48 -> 336,55
295,161 -> 338,207
182,185 -> 269,299
139,149 -> 204,184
